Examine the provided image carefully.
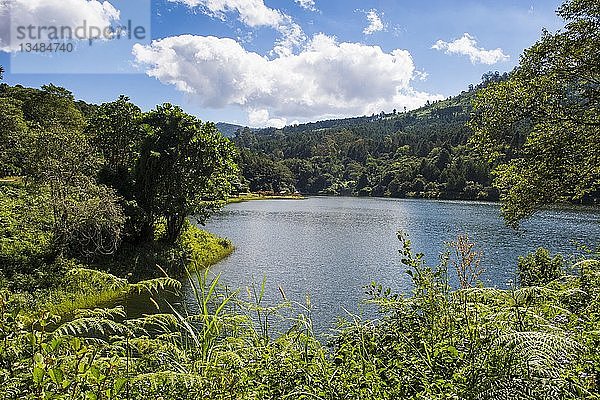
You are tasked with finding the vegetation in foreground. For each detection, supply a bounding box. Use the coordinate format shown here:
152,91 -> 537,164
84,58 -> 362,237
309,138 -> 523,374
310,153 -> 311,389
1,234 -> 599,399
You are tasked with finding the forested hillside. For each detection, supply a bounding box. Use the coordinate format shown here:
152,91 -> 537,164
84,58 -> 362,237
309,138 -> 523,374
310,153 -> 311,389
234,72 -> 509,200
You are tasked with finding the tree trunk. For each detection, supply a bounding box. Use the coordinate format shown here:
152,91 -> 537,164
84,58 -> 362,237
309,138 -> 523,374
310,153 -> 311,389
166,214 -> 185,244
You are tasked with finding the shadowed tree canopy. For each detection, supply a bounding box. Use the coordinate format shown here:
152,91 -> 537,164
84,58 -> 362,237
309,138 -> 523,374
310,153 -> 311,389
470,0 -> 600,226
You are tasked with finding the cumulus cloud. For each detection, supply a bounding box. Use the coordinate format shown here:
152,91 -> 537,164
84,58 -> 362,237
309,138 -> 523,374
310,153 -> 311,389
168,0 -> 305,57
248,109 -> 287,129
295,0 -> 317,12
0,0 -> 120,52
432,33 -> 509,65
363,9 -> 384,35
133,34 -> 442,127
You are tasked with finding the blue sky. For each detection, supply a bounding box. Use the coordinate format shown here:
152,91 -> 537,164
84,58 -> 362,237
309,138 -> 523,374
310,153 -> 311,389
0,0 -> 564,126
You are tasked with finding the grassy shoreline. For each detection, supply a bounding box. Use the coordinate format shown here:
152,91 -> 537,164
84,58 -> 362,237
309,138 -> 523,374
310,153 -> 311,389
179,224 -> 235,271
7,223 -> 235,323
227,193 -> 306,204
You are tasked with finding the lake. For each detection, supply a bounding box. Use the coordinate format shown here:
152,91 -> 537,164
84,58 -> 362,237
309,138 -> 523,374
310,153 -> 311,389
178,197 -> 600,334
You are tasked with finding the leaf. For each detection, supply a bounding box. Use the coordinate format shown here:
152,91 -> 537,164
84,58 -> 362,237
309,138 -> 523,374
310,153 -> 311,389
86,392 -> 98,400
48,368 -> 64,385
113,377 -> 128,395
33,367 -> 45,386
33,353 -> 44,365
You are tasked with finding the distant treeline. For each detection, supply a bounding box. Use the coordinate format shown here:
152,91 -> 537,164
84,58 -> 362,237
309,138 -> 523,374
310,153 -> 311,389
233,72 -> 510,200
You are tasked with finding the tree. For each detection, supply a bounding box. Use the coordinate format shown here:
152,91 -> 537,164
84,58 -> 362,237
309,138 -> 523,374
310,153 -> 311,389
470,0 -> 600,226
29,125 -> 124,257
86,96 -> 144,199
87,96 -> 143,178
238,150 -> 295,193
25,85 -> 86,132
136,104 -> 238,243
86,96 -> 146,243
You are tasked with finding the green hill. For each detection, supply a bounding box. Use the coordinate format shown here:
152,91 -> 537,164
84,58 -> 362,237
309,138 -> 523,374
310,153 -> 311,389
234,84 -> 499,200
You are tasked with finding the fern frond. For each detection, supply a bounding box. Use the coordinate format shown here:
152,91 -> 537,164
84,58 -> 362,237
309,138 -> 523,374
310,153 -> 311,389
53,317 -> 129,337
73,306 -> 126,319
64,268 -> 128,290
477,377 -> 562,400
512,286 -> 554,305
126,313 -> 180,336
452,287 -> 509,305
129,277 -> 182,295
497,331 -> 582,377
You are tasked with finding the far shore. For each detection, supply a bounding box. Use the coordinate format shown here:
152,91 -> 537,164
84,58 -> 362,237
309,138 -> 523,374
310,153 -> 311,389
227,193 -> 306,204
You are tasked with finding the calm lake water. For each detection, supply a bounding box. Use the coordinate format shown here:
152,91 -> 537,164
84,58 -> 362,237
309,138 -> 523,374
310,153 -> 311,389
176,197 -> 600,334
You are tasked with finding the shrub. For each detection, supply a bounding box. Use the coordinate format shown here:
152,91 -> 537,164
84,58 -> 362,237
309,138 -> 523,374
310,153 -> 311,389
517,247 -> 564,287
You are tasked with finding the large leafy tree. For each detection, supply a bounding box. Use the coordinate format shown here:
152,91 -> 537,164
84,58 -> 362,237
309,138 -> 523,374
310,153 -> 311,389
86,96 -> 145,242
136,104 -> 238,243
4,84 -> 86,133
470,0 -> 600,226
86,96 -> 143,198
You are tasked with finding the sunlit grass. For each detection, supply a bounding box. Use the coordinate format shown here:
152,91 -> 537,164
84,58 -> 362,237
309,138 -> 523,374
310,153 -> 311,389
227,193 -> 305,204
178,224 -> 234,271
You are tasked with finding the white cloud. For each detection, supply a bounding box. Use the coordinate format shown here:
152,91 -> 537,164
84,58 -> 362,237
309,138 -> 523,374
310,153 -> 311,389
363,9 -> 384,35
168,0 -> 305,57
0,0 -> 120,52
133,34 -> 442,126
432,33 -> 509,65
248,109 -> 287,129
169,0 -> 284,28
272,20 -> 305,57
295,0 -> 317,12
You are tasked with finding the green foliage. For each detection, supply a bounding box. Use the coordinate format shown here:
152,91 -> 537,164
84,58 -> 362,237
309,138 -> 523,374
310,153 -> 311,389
0,86 -> 241,302
0,84 -> 85,133
86,96 -> 147,244
136,104 -> 238,243
470,0 -> 600,225
518,248 -> 565,287
28,124 -> 125,258
92,222 -> 233,279
0,97 -> 30,177
87,95 -> 143,180
0,268 -> 185,400
355,233 -> 599,399
177,222 -> 234,271
0,184 -> 57,290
